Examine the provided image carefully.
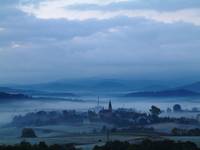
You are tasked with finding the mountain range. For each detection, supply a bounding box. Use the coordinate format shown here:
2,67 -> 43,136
11,78 -> 171,92
1,79 -> 200,98
179,81 -> 200,92
0,92 -> 30,100
124,89 -> 200,97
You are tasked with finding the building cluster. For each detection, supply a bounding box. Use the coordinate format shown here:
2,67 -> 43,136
88,100 -> 150,126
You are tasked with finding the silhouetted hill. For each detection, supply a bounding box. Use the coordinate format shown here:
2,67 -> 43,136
0,87 -> 17,93
179,81 -> 200,92
92,80 -> 124,89
0,86 -> 77,98
0,92 -> 30,99
15,78 -> 170,93
0,87 -> 38,95
125,89 -> 200,97
36,92 -> 77,97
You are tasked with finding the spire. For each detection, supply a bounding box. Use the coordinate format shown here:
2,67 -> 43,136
108,100 -> 112,112
98,96 -> 100,106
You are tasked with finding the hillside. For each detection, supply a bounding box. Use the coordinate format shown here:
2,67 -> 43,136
125,89 -> 200,97
180,81 -> 200,92
14,78 -> 170,92
0,92 -> 30,100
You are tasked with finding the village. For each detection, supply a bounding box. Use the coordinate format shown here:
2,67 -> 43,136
10,100 -> 200,137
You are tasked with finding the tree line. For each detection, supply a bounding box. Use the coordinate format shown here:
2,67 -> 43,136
93,140 -> 199,150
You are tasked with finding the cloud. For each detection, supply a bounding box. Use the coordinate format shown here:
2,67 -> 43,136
10,42 -> 29,49
19,0 -> 130,7
0,27 -> 5,31
0,0 -> 200,83
19,0 -> 200,26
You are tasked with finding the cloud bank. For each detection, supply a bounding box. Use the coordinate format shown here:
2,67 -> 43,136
0,0 -> 200,84
20,0 -> 200,26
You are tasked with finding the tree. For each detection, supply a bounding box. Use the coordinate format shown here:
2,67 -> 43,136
21,128 -> 37,138
149,105 -> 161,117
173,104 -> 182,112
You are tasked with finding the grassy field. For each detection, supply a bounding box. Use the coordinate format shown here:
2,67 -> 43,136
1,123 -> 200,150
0,123 -> 141,150
165,136 -> 200,147
146,122 -> 200,133
0,133 -> 144,150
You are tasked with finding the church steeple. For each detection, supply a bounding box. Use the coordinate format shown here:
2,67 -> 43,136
108,101 -> 112,112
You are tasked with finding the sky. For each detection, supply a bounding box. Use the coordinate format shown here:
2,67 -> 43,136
0,0 -> 200,84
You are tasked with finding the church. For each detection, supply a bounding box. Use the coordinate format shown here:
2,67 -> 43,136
99,101 -> 113,119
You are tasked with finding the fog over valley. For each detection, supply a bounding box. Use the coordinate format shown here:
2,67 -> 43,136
1,0 -> 200,149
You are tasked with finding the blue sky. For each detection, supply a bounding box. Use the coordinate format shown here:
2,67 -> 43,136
0,0 -> 200,84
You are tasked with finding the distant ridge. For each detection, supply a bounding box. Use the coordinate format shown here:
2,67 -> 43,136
4,79 -> 200,97
13,78 -> 170,92
124,89 -> 200,97
179,81 -> 200,92
0,92 -> 30,100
